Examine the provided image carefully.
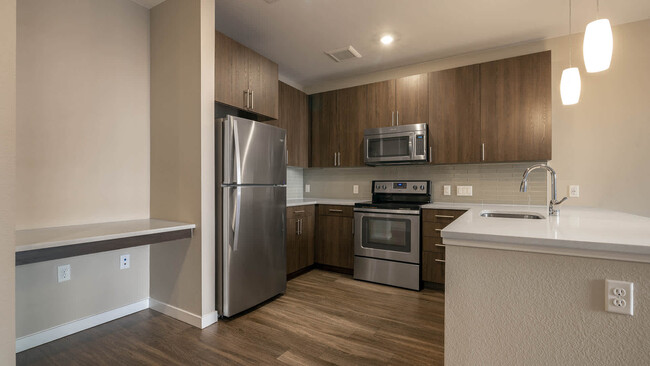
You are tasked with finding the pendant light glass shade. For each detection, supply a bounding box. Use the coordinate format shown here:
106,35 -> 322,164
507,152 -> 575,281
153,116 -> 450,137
583,18 -> 613,73
560,67 -> 581,105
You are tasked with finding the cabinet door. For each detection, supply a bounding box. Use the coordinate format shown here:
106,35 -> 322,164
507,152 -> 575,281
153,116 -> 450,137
429,65 -> 481,164
215,32 -> 247,110
316,215 -> 354,269
337,85 -> 367,167
231,39 -> 250,110
395,73 -> 428,125
310,91 -> 338,167
366,80 -> 396,127
249,53 -> 278,119
286,217 -> 299,275
279,82 -> 309,168
480,51 -> 552,162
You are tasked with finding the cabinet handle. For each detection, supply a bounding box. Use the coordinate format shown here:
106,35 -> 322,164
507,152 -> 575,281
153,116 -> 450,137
434,228 -> 442,232
334,152 -> 337,166
429,146 -> 432,163
481,143 -> 485,161
250,90 -> 254,110
434,259 -> 446,263
392,111 -> 395,126
296,220 -> 300,235
244,90 -> 249,108
337,152 -> 341,166
299,219 -> 303,235
329,209 -> 343,213
434,244 -> 445,247
435,214 -> 455,219
293,210 -> 305,214
396,110 -> 399,125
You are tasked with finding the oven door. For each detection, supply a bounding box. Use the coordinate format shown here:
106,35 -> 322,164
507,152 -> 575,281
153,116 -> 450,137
364,132 -> 415,165
354,210 -> 420,264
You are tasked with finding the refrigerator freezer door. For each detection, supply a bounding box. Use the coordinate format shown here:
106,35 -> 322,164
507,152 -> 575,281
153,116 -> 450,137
220,185 -> 286,317
222,116 -> 287,185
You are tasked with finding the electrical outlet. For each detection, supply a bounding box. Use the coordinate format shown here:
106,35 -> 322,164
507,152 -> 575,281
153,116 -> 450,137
443,185 -> 451,196
120,254 -> 130,270
353,185 -> 359,194
569,185 -> 580,198
305,184 -> 310,193
57,264 -> 71,283
457,186 -> 473,196
606,279 -> 634,315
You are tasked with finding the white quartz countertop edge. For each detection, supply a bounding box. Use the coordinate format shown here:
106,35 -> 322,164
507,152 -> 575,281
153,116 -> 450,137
16,219 -> 196,252
287,198 -> 362,207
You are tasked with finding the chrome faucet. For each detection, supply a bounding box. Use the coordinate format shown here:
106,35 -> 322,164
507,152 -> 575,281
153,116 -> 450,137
520,164 -> 567,216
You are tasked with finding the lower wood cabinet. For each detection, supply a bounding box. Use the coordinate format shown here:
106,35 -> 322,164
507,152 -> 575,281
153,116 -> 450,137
315,205 -> 354,270
286,205 -> 315,276
422,209 -> 466,285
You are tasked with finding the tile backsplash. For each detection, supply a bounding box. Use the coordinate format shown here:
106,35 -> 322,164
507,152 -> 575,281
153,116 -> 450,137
287,167 -> 304,200
303,163 -> 548,205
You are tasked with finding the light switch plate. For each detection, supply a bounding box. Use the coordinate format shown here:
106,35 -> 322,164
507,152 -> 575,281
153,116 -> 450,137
305,184 -> 310,193
457,186 -> 473,197
120,254 -> 130,270
443,185 -> 451,196
569,185 -> 580,198
353,185 -> 359,194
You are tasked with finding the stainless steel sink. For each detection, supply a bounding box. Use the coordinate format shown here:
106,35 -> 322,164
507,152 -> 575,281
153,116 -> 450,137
480,211 -> 545,220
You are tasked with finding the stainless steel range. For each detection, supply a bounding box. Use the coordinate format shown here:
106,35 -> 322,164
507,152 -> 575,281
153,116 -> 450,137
353,180 -> 431,290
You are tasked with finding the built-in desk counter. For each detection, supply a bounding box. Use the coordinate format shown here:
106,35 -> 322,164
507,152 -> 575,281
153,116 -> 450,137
16,219 -> 195,265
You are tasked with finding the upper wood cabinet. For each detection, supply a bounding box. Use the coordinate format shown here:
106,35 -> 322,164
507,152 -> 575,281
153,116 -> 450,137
366,80 -> 396,127
480,51 -> 552,162
277,82 -> 309,168
428,65 -> 481,164
395,73 -> 429,125
337,85 -> 368,167
310,91 -> 339,167
215,31 -> 278,119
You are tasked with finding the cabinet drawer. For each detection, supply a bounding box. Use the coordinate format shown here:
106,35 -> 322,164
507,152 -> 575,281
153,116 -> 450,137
318,205 -> 353,218
422,236 -> 446,255
422,209 -> 466,223
422,222 -> 447,238
287,205 -> 315,219
422,251 -> 445,283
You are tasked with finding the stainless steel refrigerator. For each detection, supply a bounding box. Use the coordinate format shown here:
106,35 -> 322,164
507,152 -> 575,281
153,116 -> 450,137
216,115 -> 287,317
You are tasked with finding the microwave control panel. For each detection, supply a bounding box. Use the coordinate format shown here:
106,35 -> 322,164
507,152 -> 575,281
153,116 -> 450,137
415,134 -> 426,156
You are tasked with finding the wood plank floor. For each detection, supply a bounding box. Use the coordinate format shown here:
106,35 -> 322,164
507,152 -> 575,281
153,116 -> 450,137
17,270 -> 445,365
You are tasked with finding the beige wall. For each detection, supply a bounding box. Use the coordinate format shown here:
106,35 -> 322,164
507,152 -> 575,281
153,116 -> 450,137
305,19 -> 650,217
15,0 -> 151,342
150,0 -> 216,320
16,0 -> 150,230
446,245 -> 650,365
0,0 -> 16,363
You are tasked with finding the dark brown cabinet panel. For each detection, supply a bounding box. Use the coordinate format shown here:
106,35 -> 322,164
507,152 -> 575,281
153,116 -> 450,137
278,82 -> 309,168
286,205 -> 315,276
310,91 -> 338,167
395,73 -> 429,125
215,31 -> 278,119
429,65 -> 481,164
337,85 -> 367,167
480,51 -> 552,162
422,209 -> 466,285
315,205 -> 354,270
366,80 -> 396,128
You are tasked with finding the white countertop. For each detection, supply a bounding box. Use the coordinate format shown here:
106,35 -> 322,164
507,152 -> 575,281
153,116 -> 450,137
16,219 -> 196,252
287,198 -> 364,207
428,203 -> 650,263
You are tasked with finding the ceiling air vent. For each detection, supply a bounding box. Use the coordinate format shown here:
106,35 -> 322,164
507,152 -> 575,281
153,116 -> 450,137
325,46 -> 362,63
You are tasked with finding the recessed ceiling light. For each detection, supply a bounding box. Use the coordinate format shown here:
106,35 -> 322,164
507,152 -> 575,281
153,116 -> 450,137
380,35 -> 394,45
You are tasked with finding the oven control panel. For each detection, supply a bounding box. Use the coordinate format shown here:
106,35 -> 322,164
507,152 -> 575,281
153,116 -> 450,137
372,180 -> 431,194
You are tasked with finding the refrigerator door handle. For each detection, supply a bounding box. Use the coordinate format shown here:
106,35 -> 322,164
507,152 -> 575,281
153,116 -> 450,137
231,186 -> 242,251
232,120 -> 242,184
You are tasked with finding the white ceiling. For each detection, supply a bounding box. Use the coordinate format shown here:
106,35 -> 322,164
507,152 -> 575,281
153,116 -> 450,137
215,0 -> 650,89
129,0 -> 165,9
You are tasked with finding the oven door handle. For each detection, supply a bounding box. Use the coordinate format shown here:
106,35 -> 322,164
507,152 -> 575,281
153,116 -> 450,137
353,208 -> 420,215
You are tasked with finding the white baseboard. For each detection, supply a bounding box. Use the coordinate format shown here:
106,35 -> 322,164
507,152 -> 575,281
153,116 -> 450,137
149,298 -> 217,329
16,298 -> 150,353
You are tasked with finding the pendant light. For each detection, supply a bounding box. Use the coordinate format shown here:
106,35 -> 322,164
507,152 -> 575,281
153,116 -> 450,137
561,0 -> 581,105
583,0 -> 613,72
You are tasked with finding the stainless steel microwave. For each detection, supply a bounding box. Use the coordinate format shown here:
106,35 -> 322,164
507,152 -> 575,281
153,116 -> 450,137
363,123 -> 429,165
